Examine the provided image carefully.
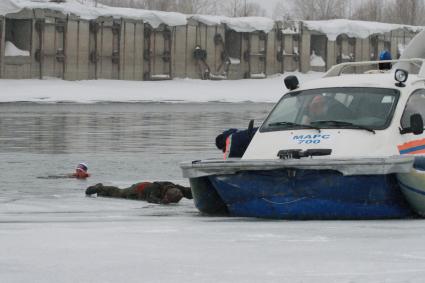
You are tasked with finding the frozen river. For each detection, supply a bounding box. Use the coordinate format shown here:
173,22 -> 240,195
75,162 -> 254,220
1,102 -> 425,283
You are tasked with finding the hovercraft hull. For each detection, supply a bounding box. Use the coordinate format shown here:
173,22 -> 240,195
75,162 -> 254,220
182,157 -> 414,219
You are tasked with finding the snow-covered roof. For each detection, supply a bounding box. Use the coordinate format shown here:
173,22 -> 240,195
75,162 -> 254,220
303,19 -> 424,41
1,0 -> 187,28
0,0 -> 275,32
190,15 -> 275,33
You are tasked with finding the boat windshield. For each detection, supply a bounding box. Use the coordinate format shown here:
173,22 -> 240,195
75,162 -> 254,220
261,87 -> 400,132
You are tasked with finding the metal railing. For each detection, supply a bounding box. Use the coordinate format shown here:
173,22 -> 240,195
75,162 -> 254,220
323,58 -> 425,78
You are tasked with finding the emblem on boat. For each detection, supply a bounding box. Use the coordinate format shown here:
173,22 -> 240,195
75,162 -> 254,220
293,134 -> 331,144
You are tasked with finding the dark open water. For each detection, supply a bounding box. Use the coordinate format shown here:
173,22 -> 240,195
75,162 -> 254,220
0,103 -> 272,205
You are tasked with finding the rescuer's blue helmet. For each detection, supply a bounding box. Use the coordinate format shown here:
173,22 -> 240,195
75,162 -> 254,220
379,50 -> 392,61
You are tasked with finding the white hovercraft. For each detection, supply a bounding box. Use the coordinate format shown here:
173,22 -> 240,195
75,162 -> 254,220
180,30 -> 425,219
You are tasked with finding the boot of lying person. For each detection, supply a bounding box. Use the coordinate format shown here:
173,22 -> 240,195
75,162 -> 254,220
85,183 -> 127,198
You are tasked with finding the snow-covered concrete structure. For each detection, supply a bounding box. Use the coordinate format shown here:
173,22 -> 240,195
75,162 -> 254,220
301,19 -> 422,73
0,0 -> 422,81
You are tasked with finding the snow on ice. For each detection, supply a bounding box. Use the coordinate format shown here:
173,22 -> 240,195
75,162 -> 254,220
0,72 -> 323,103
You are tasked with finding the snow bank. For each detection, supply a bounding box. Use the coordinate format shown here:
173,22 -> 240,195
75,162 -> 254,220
0,72 -> 323,104
5,41 -> 30,56
310,51 -> 325,67
303,19 -> 424,41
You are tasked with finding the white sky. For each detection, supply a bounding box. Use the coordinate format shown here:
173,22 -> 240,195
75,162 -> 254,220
250,0 -> 281,17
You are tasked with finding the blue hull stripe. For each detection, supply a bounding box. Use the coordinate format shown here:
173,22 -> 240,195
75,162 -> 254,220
400,144 -> 425,154
398,180 -> 425,196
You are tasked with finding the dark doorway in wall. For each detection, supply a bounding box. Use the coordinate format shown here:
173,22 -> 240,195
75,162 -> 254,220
5,18 -> 32,54
310,34 -> 327,70
336,34 -> 355,64
225,30 -> 241,60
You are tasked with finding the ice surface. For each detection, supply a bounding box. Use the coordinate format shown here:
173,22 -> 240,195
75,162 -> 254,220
2,75 -> 425,282
2,210 -> 425,282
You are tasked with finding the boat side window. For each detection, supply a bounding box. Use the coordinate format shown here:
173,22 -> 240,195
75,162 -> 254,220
266,93 -> 303,123
401,89 -> 425,129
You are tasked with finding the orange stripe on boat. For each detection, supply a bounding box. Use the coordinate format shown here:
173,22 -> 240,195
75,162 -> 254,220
398,138 -> 425,151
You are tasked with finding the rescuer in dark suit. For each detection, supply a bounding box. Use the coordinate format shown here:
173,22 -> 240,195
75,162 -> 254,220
215,121 -> 258,159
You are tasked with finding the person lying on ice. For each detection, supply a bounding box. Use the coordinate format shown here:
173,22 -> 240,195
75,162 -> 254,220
85,182 -> 192,204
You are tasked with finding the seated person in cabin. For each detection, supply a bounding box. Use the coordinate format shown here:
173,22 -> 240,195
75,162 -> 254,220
85,182 -> 192,204
302,95 -> 354,124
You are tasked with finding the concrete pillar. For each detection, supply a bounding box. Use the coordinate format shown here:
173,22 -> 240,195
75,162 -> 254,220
152,26 -> 165,77
99,20 -> 114,79
377,35 -> 385,57
358,38 -> 370,61
266,25 -> 277,76
282,34 -> 293,72
240,33 -> 250,78
111,20 -> 121,80
354,38 -> 362,61
134,21 -> 144,81
172,25 -> 187,78
185,23 -> 198,78
340,37 -> 349,61
390,30 -> 403,58
299,25 -> 311,73
0,17 -> 4,78
64,17 -> 79,80
77,20 -> 90,80
274,22 -> 283,74
214,25 -> 226,77
250,32 -> 260,75
326,40 -> 336,70
121,20 -> 136,81
202,24 -> 212,72
88,20 -> 97,80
